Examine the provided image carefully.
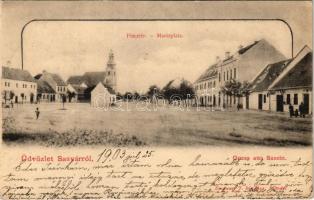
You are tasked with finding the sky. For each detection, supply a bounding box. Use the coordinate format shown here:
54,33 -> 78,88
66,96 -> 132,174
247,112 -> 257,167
20,20 -> 292,93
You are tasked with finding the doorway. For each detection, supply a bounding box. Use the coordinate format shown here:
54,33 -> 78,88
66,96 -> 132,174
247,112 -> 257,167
258,94 -> 263,110
246,95 -> 249,109
276,95 -> 284,112
303,93 -> 309,114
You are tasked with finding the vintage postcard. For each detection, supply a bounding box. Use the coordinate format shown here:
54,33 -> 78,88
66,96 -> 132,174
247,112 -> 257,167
0,1 -> 313,199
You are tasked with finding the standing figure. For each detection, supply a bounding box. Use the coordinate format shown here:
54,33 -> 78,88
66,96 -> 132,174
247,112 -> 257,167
288,104 -> 294,118
294,109 -> 299,118
35,107 -> 40,120
299,102 -> 305,118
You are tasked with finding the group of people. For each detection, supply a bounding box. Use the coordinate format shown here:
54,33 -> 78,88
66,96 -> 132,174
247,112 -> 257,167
289,102 -> 307,118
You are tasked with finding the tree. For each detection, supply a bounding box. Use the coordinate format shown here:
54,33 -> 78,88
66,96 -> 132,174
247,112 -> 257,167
147,85 -> 161,97
9,91 -> 15,100
221,79 -> 240,96
67,91 -> 76,102
221,79 -> 252,106
240,81 -> 251,97
116,92 -> 123,98
178,80 -> 195,99
162,79 -> 195,104
133,92 -> 140,100
123,92 -> 133,101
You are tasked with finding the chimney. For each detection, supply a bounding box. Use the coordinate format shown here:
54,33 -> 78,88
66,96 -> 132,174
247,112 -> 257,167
216,56 -> 220,62
225,51 -> 230,59
42,70 -> 47,74
6,60 -> 11,67
238,45 -> 243,50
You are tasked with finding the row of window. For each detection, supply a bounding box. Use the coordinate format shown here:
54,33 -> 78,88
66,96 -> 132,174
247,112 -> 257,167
200,94 -> 237,105
57,86 -> 66,92
42,94 -> 55,99
4,81 -> 36,89
195,80 -> 216,91
219,68 -> 237,82
286,94 -> 299,105
261,93 -> 299,105
108,71 -> 116,76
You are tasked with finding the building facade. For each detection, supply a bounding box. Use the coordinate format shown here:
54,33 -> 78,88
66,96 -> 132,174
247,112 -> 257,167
36,79 -> 56,103
67,50 -> 117,101
91,82 -> 116,108
2,66 -> 37,104
247,46 -> 312,114
268,46 -> 312,114
249,59 -> 292,110
194,39 -> 286,108
34,71 -> 67,102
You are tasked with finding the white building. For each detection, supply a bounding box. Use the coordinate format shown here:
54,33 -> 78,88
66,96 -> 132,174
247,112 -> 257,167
2,66 -> 37,104
67,50 -> 117,102
268,46 -> 312,114
91,82 -> 116,108
248,46 -> 312,114
34,70 -> 67,102
36,79 -> 56,102
194,39 -> 286,108
249,59 -> 292,110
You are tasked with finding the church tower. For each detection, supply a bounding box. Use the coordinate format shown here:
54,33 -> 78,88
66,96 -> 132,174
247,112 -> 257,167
105,49 -> 117,91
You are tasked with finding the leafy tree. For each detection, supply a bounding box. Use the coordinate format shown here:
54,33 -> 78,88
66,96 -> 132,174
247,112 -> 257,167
221,79 -> 252,105
178,80 -> 195,99
162,79 -> 195,103
147,85 -> 161,97
67,91 -> 76,102
133,92 -> 140,100
123,92 -> 133,101
240,81 -> 251,97
9,91 -> 15,100
116,92 -> 123,98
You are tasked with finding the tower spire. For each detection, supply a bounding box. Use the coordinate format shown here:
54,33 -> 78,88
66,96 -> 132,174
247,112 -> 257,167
105,49 -> 117,91
107,49 -> 115,66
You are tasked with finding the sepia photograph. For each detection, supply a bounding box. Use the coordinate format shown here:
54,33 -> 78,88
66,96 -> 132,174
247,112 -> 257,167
2,20 -> 312,147
0,1 -> 312,199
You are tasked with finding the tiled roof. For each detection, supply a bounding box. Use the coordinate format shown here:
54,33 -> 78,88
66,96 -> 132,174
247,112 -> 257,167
67,71 -> 107,87
195,40 -> 263,84
271,52 -> 312,90
195,64 -> 218,83
72,85 -> 86,95
251,59 -> 292,92
238,40 -> 259,55
93,82 -> 115,94
50,73 -> 67,86
2,66 -> 36,82
35,72 -> 67,86
67,75 -> 84,85
83,72 -> 107,87
37,79 -> 56,94
100,82 -> 115,94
